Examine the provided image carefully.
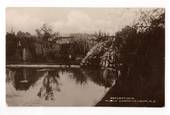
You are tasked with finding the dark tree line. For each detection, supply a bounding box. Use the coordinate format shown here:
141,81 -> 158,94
112,9 -> 165,103
96,9 -> 165,106
115,9 -> 165,80
6,24 -> 98,64
6,31 -> 36,63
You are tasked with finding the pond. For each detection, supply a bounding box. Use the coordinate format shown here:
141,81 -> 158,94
6,67 -> 118,106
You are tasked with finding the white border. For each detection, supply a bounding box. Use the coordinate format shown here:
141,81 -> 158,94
0,0 -> 169,115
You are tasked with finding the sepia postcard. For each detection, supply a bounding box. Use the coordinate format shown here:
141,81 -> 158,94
6,7 -> 165,107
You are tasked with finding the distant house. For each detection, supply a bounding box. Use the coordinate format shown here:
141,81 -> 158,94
53,37 -> 73,44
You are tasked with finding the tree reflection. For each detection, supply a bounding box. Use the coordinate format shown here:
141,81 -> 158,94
37,70 -> 60,100
81,68 -> 118,88
7,67 -> 118,102
63,68 -> 88,85
7,68 -> 38,90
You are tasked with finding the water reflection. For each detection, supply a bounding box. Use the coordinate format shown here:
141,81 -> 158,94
60,68 -> 88,85
37,70 -> 61,100
6,67 -> 118,106
6,68 -> 38,90
81,69 -> 118,88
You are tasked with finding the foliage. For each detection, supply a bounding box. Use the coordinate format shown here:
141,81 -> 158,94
117,9 -> 165,79
6,25 -> 98,63
6,31 -> 36,63
93,30 -> 110,42
70,33 -> 97,57
81,9 -> 165,87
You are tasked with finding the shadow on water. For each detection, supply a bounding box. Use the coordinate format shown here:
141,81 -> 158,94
6,67 -> 118,106
81,68 -> 118,88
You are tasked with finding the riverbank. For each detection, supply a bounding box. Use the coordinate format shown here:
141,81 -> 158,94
96,71 -> 164,107
6,64 -> 80,68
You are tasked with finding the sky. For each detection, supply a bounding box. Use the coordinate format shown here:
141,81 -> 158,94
6,8 -> 140,35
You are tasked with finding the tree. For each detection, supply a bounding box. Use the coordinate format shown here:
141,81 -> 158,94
93,30 -> 110,42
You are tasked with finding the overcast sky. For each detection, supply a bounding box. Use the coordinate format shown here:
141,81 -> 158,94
6,8 -> 140,35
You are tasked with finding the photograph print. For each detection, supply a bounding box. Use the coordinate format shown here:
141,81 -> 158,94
6,8 -> 165,106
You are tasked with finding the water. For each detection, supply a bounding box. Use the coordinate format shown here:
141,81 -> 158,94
6,67 -> 118,106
